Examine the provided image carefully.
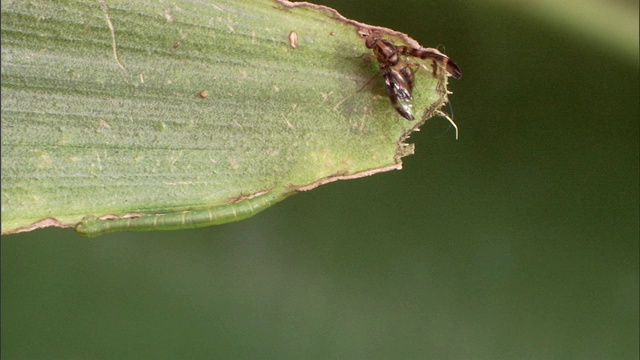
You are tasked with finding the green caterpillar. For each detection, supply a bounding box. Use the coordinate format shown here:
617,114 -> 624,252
76,190 -> 287,237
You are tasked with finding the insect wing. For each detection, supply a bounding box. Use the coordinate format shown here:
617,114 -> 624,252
383,68 -> 414,120
399,47 -> 462,79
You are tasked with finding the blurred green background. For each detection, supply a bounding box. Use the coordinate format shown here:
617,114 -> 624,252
2,0 -> 638,358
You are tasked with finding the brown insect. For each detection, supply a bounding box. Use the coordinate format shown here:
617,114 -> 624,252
358,29 -> 461,121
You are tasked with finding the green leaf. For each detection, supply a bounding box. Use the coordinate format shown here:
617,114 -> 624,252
1,0 -> 455,236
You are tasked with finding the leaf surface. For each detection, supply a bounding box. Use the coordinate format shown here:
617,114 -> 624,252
1,0 -> 454,235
